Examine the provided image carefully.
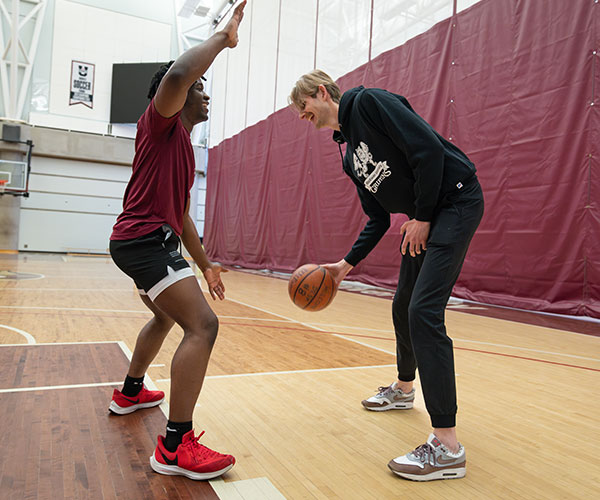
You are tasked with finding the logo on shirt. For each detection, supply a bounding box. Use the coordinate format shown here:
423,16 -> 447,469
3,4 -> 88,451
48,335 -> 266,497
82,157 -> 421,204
352,141 -> 391,193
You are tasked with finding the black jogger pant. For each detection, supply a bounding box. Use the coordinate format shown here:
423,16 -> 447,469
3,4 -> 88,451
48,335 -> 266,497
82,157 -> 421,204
392,178 -> 484,429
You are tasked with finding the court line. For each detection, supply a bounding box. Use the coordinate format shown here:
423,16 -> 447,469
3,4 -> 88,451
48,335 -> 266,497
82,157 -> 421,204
210,476 -> 286,500
0,305 -> 149,314
154,363 -> 396,383
222,295 -> 395,356
453,338 -> 600,362
220,321 -> 392,341
291,322 -> 393,332
220,314 -> 294,323
307,316 -> 599,339
0,303 -> 596,360
5,298 -> 590,336
0,340 -> 121,346
117,341 -> 170,417
456,297 -> 600,324
2,291 -> 596,363
220,295 -> 599,372
457,346 -> 600,372
0,311 -> 150,321
32,275 -> 126,279
0,381 -> 121,394
218,320 -> 600,363
0,287 -> 133,292
0,273 -> 45,281
0,324 -> 36,344
0,301 -> 596,364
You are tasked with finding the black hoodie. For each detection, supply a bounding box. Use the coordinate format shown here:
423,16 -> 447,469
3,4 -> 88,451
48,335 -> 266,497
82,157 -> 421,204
334,86 -> 477,266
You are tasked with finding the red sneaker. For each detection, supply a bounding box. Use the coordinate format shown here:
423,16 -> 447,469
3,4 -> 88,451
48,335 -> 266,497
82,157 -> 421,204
108,387 -> 164,415
150,430 -> 235,480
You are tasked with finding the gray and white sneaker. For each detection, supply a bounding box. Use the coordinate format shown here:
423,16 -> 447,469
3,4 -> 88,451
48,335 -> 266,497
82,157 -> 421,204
361,382 -> 415,411
388,434 -> 466,481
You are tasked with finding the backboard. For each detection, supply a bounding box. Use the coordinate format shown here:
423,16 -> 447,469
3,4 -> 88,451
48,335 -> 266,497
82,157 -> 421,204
0,159 -> 29,195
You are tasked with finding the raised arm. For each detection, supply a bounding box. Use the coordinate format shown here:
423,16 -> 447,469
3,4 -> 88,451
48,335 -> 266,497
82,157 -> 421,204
154,0 -> 246,118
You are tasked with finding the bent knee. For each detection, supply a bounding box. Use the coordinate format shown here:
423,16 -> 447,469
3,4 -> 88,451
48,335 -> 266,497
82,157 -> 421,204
189,313 -> 219,345
407,299 -> 444,323
203,313 -> 219,334
154,313 -> 175,331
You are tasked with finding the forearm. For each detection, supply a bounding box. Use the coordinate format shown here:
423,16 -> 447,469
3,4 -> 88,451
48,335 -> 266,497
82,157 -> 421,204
344,218 -> 390,266
181,215 -> 212,272
169,32 -> 229,87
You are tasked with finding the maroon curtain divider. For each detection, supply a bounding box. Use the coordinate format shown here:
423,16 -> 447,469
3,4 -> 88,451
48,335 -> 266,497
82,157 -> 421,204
205,0 -> 600,319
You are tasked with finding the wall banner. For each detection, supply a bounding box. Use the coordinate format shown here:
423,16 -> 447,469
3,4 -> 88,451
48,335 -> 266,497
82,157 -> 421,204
69,60 -> 95,108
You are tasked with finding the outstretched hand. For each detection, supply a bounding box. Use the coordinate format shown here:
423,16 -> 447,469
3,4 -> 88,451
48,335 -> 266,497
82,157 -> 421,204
203,265 -> 229,300
221,0 -> 247,48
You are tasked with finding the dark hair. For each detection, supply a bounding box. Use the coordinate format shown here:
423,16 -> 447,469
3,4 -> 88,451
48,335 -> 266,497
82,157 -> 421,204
147,60 -> 174,99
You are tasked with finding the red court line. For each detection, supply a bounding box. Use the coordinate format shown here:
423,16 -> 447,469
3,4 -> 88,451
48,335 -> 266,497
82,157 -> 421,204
0,314 -> 597,373
220,321 -> 392,341
219,321 -> 600,373
453,346 -> 600,372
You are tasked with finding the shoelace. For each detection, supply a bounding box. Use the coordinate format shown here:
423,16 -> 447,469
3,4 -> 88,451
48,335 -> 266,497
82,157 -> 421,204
376,385 -> 392,395
184,431 -> 226,464
411,443 -> 436,466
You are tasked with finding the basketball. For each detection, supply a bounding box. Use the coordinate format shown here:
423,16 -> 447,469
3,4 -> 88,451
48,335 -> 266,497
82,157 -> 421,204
288,264 -> 337,311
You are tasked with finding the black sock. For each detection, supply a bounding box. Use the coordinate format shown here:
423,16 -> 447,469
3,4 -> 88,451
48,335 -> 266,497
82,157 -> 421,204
164,420 -> 193,452
121,375 -> 144,397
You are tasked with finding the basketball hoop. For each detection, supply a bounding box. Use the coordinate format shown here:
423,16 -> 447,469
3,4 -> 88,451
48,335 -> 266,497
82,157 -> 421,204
0,180 -> 7,195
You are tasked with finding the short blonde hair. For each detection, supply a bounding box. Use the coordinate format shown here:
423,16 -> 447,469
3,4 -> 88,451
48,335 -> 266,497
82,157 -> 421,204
288,69 -> 341,110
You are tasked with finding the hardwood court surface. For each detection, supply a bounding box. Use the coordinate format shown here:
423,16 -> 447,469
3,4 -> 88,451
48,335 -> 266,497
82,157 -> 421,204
0,252 -> 599,499
0,342 -> 219,500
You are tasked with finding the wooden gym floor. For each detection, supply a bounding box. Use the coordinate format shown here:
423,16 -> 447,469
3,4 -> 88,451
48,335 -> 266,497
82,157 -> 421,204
0,252 -> 598,499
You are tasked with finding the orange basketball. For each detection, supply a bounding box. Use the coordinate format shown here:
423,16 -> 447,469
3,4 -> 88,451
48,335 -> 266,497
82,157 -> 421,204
288,264 -> 337,311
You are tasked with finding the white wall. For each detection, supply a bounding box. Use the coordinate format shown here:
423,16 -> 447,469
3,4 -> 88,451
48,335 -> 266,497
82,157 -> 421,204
315,0 -> 371,81
18,154 -> 207,253
208,0 -> 485,148
29,0 -> 172,134
17,0 -> 211,253
245,0 -> 279,128
18,156 -> 129,252
372,1 -> 453,56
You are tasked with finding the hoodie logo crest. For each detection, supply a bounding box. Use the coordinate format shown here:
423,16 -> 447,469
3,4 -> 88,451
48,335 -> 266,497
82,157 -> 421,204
352,141 -> 391,193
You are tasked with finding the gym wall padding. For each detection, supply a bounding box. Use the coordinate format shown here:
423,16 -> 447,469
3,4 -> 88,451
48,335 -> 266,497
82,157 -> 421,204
205,0 -> 599,318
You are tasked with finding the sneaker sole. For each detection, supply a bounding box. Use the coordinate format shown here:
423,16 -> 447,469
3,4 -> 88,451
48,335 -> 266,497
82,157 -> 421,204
149,455 -> 234,480
362,401 -> 414,411
389,466 -> 466,481
108,398 -> 164,415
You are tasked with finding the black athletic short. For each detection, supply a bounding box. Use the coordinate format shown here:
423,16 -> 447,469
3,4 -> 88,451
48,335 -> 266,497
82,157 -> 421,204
109,224 -> 195,301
